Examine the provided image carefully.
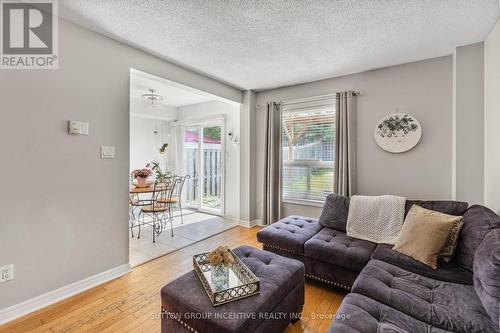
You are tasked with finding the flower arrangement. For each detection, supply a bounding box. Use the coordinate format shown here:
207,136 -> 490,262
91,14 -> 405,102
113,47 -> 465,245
131,165 -> 153,179
377,113 -> 419,138
208,246 -> 234,267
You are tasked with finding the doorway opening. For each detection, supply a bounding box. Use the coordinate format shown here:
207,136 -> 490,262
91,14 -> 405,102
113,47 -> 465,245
129,69 -> 240,267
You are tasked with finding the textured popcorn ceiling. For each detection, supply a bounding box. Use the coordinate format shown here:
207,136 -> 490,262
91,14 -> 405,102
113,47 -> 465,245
60,0 -> 500,90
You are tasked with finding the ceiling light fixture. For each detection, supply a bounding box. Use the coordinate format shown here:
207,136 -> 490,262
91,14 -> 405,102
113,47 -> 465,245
141,89 -> 163,105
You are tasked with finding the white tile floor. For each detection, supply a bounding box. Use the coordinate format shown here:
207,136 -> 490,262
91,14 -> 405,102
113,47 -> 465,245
129,210 -> 236,267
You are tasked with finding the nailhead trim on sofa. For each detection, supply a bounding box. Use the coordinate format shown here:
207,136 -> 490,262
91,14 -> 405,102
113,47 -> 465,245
305,274 -> 351,291
263,243 -> 304,256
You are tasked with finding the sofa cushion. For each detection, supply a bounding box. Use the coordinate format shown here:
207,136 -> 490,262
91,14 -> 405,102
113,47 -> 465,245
256,216 -> 322,254
455,205 -> 500,271
474,229 -> 500,327
352,259 -> 497,333
405,200 -> 468,217
304,228 -> 376,272
319,194 -> 350,231
328,293 -> 453,333
372,245 -> 472,285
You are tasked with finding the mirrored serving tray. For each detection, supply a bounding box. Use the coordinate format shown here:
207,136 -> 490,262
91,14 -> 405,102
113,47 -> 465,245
193,249 -> 260,306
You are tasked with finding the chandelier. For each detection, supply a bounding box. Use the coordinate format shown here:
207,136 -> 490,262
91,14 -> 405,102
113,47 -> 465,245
141,89 -> 163,105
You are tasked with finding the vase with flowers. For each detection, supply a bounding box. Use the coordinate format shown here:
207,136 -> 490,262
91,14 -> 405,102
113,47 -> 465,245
131,165 -> 153,188
208,246 -> 234,290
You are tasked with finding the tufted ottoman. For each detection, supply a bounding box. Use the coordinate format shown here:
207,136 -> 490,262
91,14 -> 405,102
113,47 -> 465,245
257,216 -> 376,290
257,216 -> 322,255
160,245 -> 304,333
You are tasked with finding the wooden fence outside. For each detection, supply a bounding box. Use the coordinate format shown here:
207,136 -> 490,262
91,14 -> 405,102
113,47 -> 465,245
185,145 -> 222,206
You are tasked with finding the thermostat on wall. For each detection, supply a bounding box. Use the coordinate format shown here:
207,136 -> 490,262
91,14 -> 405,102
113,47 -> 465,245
68,121 -> 89,135
101,146 -> 115,159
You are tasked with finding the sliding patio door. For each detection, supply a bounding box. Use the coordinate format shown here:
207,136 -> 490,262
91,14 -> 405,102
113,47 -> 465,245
183,122 -> 224,215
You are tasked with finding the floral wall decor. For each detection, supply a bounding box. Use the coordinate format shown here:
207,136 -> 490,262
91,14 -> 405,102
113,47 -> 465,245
374,112 -> 422,153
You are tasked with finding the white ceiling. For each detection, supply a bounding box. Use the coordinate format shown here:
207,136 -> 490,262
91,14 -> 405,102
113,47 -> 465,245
61,1 -> 500,90
130,69 -> 216,107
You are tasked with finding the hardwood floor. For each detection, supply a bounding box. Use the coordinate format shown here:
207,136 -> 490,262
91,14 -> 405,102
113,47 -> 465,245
0,226 -> 346,333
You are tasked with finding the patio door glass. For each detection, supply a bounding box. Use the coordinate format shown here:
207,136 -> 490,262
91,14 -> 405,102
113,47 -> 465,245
183,123 -> 224,215
184,127 -> 200,209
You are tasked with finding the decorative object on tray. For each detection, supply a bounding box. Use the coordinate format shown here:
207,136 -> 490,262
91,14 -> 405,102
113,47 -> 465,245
131,164 -> 153,187
208,246 -> 235,290
374,111 -> 421,153
193,247 -> 260,306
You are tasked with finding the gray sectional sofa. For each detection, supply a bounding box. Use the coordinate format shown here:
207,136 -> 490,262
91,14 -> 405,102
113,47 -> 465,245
256,196 -> 500,332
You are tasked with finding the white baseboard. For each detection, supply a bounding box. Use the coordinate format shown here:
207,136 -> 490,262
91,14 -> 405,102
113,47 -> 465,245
250,219 -> 263,226
0,263 -> 131,325
236,219 -> 263,228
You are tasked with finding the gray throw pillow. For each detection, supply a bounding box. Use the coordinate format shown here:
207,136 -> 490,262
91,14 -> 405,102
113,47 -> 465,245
319,194 -> 350,231
404,200 -> 468,217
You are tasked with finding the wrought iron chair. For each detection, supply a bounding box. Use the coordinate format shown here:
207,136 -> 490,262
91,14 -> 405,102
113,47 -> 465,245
129,193 -> 140,237
157,175 -> 190,224
135,179 -> 176,242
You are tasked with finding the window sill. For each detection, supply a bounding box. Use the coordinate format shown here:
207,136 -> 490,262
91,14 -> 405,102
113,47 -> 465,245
282,199 -> 325,208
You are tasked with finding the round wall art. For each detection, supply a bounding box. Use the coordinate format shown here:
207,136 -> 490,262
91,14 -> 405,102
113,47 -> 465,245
374,112 -> 422,153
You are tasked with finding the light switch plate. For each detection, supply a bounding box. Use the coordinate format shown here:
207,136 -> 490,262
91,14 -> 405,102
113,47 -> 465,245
68,121 -> 80,135
68,121 -> 89,135
101,146 -> 115,159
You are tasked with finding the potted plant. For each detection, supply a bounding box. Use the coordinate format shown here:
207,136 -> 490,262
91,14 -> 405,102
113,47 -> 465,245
151,160 -> 170,180
159,143 -> 168,154
131,165 -> 153,187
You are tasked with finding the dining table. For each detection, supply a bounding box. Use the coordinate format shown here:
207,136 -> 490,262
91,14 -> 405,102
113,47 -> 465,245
129,185 -> 156,194
129,183 -> 171,194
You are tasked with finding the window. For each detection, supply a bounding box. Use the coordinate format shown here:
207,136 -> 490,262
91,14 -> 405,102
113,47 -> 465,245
281,96 -> 335,204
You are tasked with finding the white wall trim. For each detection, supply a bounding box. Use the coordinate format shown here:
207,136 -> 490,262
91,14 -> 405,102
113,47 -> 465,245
130,112 -> 176,121
235,219 -> 263,228
451,49 -> 457,200
172,114 -> 227,127
0,264 -> 131,325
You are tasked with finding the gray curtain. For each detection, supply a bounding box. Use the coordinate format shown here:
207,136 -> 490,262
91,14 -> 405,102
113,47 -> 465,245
335,91 -> 357,196
263,102 -> 282,225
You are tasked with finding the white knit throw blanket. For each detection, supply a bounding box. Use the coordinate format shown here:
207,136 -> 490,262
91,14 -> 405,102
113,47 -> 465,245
346,195 -> 406,245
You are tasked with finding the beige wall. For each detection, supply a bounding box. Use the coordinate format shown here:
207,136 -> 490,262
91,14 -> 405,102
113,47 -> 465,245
130,116 -> 169,173
0,18 -> 242,311
454,43 -> 484,205
484,18 -> 500,214
255,56 -> 454,219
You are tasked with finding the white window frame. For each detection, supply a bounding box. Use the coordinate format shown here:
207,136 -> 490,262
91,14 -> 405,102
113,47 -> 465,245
280,95 -> 336,206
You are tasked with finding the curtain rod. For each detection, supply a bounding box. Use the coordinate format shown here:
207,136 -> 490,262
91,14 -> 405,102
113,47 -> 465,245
281,91 -> 363,105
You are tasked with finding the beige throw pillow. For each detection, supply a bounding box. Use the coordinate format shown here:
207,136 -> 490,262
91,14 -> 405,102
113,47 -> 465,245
393,205 -> 461,269
439,216 -> 464,262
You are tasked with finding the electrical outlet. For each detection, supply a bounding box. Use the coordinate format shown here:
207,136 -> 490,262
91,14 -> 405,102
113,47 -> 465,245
0,264 -> 14,283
